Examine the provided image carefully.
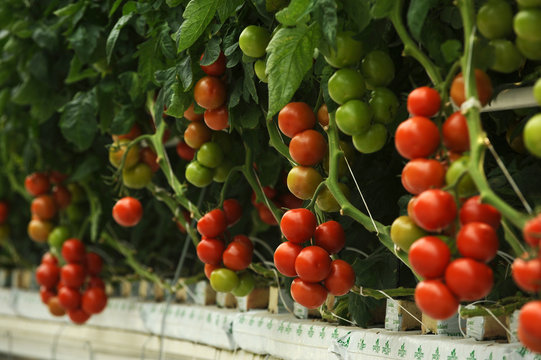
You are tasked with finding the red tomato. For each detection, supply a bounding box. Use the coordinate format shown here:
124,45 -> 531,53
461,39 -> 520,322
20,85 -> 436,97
280,208 -> 317,244
61,263 -> 86,288
450,69 -> 493,107
184,103 -> 204,122
25,172 -> 50,196
49,171 -> 68,185
277,193 -> 303,210
196,238 -> 225,266
233,234 -> 253,252
278,102 -> 316,138
274,241 -> 302,277
443,112 -> 470,153
176,140 -> 196,161
456,222 -> 498,262
222,199 -> 242,226
41,252 -> 58,266
445,258 -> 493,301
407,87 -> 441,117
48,296 -> 66,317
222,241 -> 252,271
81,287 -> 107,314
61,238 -> 86,264
52,185 -> 71,209
40,286 -> 55,304
414,280 -> 458,320
512,257 -> 541,293
407,196 -> 419,224
518,301 -> 541,353
257,204 -> 278,225
0,202 -> 8,223
394,116 -> 440,159
204,106 -> 229,130
197,209 -> 227,238
68,308 -> 91,324
184,122 -> 212,149
401,159 -> 445,195
412,189 -> 457,231
289,130 -> 327,166
459,196 -> 501,229
58,286 -> 81,310
523,214 -> 541,247
87,277 -> 105,289
85,253 -> 103,276
314,220 -> 345,254
112,197 -> 143,227
290,278 -> 328,309
408,236 -> 451,279
204,264 -> 220,279
323,259 -> 355,296
200,51 -> 226,76
112,124 -> 141,142
140,147 -> 160,172
36,263 -> 60,288
31,195 -> 57,220
294,246 -> 331,282
193,76 -> 226,110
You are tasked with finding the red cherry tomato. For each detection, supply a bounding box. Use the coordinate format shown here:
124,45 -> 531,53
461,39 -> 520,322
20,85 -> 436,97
49,171 -> 68,185
450,69 -> 493,107
523,214 -> 541,248
41,252 -> 58,266
445,258 -> 493,301
58,286 -> 81,310
85,252 -> 103,276
278,102 -> 316,138
257,204 -> 278,225
61,239 -> 86,264
408,236 -> 451,279
61,263 -> 86,288
31,195 -> 57,221
81,287 -> 107,314
512,257 -> 541,293
193,76 -> 226,110
407,86 -> 441,117
196,238 -> 225,266
36,263 -> 60,288
222,241 -> 252,271
112,124 -> 141,141
204,106 -> 229,130
518,301 -> 541,354
184,103 -> 204,122
176,140 -> 196,161
87,277 -> 105,289
222,199 -> 242,226
48,296 -> 66,317
140,147 -> 160,172
277,193 -> 303,210
324,259 -> 355,296
52,185 -> 71,209
112,197 -> 143,227
25,172 -> 50,196
411,189 -> 457,232
394,116 -> 440,159
314,220 -> 345,254
197,209 -> 227,238
200,51 -> 226,76
459,195 -> 501,229
274,241 -> 302,277
280,208 -> 317,244
233,234 -> 254,252
456,222 -> 498,262
40,286 -> 55,304
443,112 -> 470,153
401,159 -> 445,195
290,278 -> 328,309
414,280 -> 458,320
289,130 -> 327,166
294,246 -> 331,283
68,308 -> 91,324
204,264 -> 220,279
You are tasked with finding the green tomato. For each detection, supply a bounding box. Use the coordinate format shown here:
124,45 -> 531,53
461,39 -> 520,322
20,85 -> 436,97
239,25 -> 270,58
185,161 -> 214,187
316,183 -> 349,213
328,69 -> 366,105
524,113 -> 541,157
197,142 -> 223,168
516,36 -> 541,61
48,226 -> 70,250
322,31 -> 363,68
287,166 -> 323,200
534,78 -> 541,106
335,100 -> 372,136
514,9 -> 541,42
213,159 -> 233,183
517,0 -> 541,7
476,0 -> 513,40
210,268 -> 240,293
361,50 -> 395,87
445,156 -> 477,198
369,88 -> 399,124
489,39 -> 524,74
351,123 -> 387,153
231,272 -> 255,297
109,140 -> 140,169
122,163 -> 153,189
254,60 -> 268,83
390,216 -> 427,252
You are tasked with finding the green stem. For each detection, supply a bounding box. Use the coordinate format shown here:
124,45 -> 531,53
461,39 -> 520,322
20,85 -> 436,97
351,286 -> 415,300
456,0 -> 528,238
458,296 -> 528,318
266,118 -> 296,164
389,0 -> 443,86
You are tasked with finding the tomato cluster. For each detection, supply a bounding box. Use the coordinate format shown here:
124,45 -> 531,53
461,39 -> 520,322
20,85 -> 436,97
195,202 -> 256,296
274,209 -> 354,309
36,239 -> 107,324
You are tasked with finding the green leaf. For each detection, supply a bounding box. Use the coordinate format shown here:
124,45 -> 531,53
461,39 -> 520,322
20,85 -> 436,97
343,0 -> 370,33
313,0 -> 337,46
200,37 -> 221,65
370,0 -> 394,19
59,91 -> 98,152
176,55 -> 193,90
69,24 -> 101,63
166,81 -> 191,117
106,14 -> 133,64
160,25 -> 176,59
176,0 -> 220,53
65,55 -> 99,84
257,150 -> 282,186
109,0 -> 124,17
137,37 -> 164,88
242,62 -> 259,104
440,39 -> 462,64
28,52 -> 49,83
70,155 -> 102,182
231,101 -> 261,131
275,0 -> 312,26
111,105 -> 136,134
407,0 -> 438,41
119,72 -> 142,103
11,78 -> 44,106
166,0 -> 185,7
228,78 -> 242,108
32,25 -> 58,50
97,81 -> 116,132
217,0 -> 244,23
54,2 -> 84,18
266,24 -> 319,118
122,1 -> 138,15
